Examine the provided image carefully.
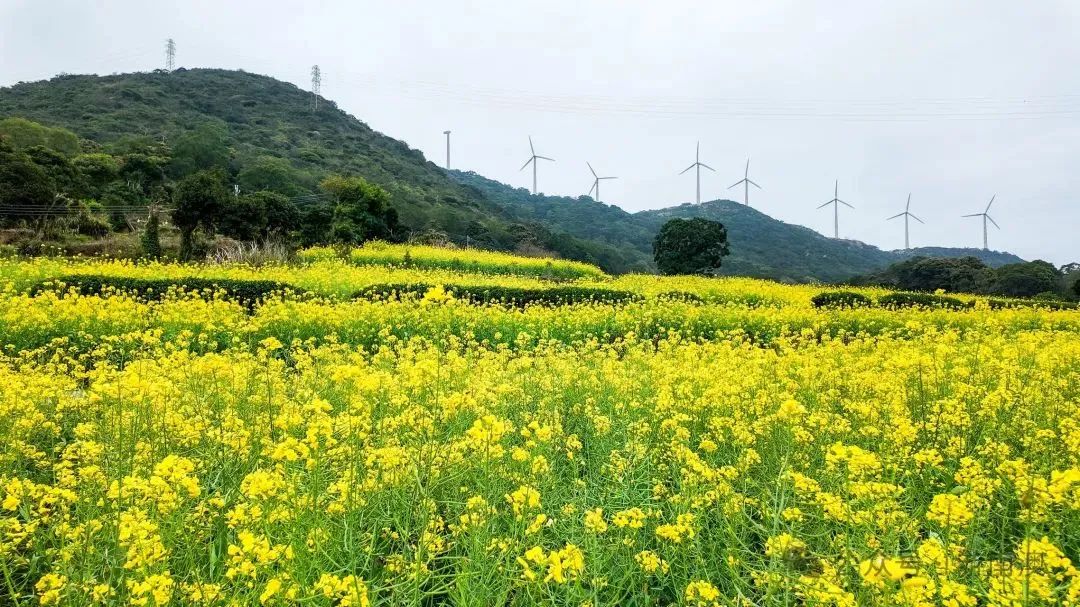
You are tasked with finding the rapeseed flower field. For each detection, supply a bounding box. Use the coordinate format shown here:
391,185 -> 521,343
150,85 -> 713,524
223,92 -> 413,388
2,251 -> 1079,606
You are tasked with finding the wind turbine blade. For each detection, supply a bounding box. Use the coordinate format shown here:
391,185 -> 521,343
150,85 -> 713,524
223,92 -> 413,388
728,180 -> 744,190
839,200 -> 854,209
906,194 -> 911,211
588,181 -> 596,197
700,163 -> 716,172
587,162 -> 596,178
529,136 -> 535,155
679,164 -> 695,175
745,158 -> 750,174
986,195 -> 995,212
520,157 -> 534,171
749,179 -> 762,189
886,212 -> 905,220
817,201 -> 833,209
962,213 -> 982,218
910,214 -> 925,224
987,215 -> 1000,229
600,176 -> 618,180
537,156 -> 555,162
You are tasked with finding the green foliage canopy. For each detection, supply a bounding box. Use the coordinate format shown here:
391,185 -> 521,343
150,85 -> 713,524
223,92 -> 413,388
653,218 -> 730,276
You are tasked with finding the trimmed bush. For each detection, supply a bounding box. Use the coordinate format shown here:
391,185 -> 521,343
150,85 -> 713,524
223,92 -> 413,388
811,291 -> 872,309
987,298 -> 1079,311
30,275 -> 306,306
354,283 -> 641,307
876,292 -> 969,310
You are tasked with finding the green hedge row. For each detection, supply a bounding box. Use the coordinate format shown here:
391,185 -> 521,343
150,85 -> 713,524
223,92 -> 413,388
988,298 -> 1079,311
810,291 -> 872,309
812,290 -> 968,310
877,292 -> 968,310
29,275 -> 308,306
814,290 -> 1077,311
353,283 -> 642,307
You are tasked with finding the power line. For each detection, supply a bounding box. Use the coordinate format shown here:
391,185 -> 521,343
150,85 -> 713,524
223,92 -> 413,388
328,73 -> 1080,121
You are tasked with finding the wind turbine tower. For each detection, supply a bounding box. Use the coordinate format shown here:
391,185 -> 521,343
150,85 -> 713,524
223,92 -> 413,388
817,180 -> 854,239
727,158 -> 761,206
586,162 -> 617,203
519,136 -> 554,195
962,195 -> 1000,250
679,141 -> 715,204
886,193 -> 924,249
443,130 -> 451,169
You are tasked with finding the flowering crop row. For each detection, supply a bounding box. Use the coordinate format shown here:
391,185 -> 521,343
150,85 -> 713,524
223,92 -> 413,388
0,255 -> 1078,606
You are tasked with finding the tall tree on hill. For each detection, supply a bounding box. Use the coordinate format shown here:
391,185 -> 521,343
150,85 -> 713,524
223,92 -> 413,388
0,117 -> 80,156
989,260 -> 1061,298
0,140 -> 56,223
169,122 -> 230,177
319,175 -> 401,244
173,169 -> 229,259
653,217 -> 730,275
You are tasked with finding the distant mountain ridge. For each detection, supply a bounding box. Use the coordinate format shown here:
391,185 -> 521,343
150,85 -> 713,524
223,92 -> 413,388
1,68 -> 1025,281
451,170 -> 1024,283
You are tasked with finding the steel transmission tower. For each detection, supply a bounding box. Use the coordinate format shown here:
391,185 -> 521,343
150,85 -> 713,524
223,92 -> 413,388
311,65 -> 322,110
165,39 -> 176,71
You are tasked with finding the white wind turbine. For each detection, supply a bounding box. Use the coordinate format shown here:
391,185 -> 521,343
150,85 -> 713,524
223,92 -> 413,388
817,180 -> 854,239
727,158 -> 761,206
679,141 -> 715,204
585,162 -> 617,203
962,195 -> 1000,250
520,136 -> 554,195
887,193 -> 924,250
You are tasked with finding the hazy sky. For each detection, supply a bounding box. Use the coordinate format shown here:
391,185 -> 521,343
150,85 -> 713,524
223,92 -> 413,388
2,1 -> 1078,264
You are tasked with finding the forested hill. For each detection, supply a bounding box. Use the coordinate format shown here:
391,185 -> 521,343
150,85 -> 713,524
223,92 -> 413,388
451,170 -> 1024,283
449,170 -> 656,271
1,69 -> 1025,280
0,69 -> 517,240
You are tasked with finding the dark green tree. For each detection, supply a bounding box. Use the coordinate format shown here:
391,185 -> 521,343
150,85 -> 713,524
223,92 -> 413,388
140,211 -> 163,259
889,256 -> 991,293
653,218 -> 729,275
989,261 -> 1062,298
172,169 -> 228,259
72,153 -> 120,199
217,193 -> 267,241
319,175 -> 401,244
299,203 -> 334,247
257,192 -> 301,239
237,156 -> 307,197
0,140 -> 56,222
0,117 -> 80,155
24,145 -> 79,195
169,122 -> 230,176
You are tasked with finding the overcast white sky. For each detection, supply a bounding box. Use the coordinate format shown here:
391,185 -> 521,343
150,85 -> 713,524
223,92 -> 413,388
2,0 -> 1078,264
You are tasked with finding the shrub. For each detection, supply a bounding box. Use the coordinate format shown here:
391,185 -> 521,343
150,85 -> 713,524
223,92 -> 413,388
811,291 -> 872,309
987,298 -> 1078,311
140,212 -> 163,260
877,292 -> 969,310
353,283 -> 640,307
30,275 -> 306,306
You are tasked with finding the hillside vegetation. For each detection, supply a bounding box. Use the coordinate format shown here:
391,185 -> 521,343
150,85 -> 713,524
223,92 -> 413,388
3,68 -> 1028,280
453,170 -> 1024,282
